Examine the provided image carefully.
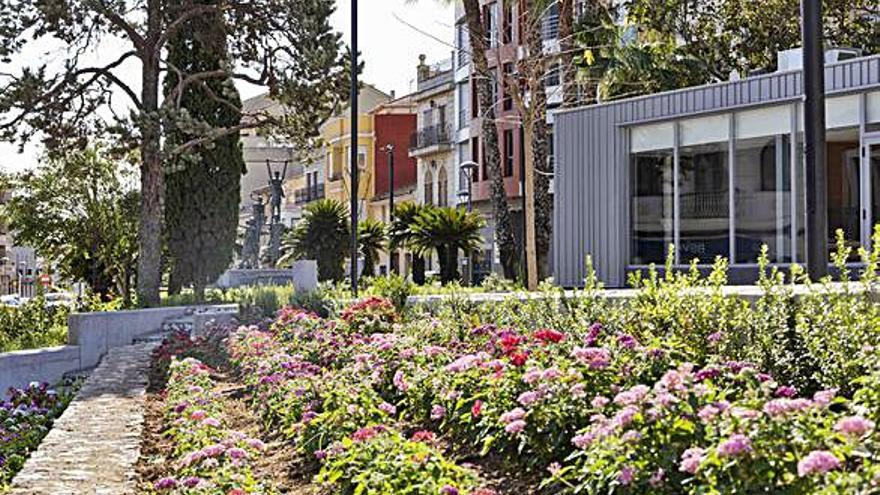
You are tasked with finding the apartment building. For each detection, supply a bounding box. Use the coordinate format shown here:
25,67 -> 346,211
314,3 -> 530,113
452,0 -> 570,279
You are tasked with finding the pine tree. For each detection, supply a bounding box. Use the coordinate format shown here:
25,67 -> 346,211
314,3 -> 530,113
163,0 -> 244,300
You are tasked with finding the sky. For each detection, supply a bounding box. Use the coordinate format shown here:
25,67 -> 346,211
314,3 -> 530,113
0,0 -> 456,173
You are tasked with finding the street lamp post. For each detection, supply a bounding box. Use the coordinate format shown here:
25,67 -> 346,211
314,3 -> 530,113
802,0 -> 828,280
384,143 -> 396,274
458,161 -> 479,285
350,0 -> 360,296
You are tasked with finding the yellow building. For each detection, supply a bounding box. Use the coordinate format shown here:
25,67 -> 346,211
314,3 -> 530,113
318,85 -> 393,220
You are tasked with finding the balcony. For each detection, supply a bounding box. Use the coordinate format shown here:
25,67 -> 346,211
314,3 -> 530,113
409,123 -> 454,157
294,183 -> 326,205
542,12 -> 559,41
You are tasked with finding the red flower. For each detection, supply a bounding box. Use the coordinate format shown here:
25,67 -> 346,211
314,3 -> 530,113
472,400 -> 483,418
509,351 -> 529,367
499,334 -> 522,353
534,328 -> 565,344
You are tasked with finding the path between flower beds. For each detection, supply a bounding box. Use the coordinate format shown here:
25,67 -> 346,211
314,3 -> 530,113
8,341 -> 158,494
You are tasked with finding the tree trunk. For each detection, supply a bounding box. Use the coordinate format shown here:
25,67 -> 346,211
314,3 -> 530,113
137,1 -> 163,307
462,0 -> 517,280
412,255 -> 426,285
525,2 -> 553,283
523,125 -> 538,291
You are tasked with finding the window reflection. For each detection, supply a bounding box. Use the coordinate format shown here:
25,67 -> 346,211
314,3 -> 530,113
630,150 -> 674,264
679,142 -> 730,264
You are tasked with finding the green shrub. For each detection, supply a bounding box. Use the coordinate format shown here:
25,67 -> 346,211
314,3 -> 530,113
0,294 -> 69,353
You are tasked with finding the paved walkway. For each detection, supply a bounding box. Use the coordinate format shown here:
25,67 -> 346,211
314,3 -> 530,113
9,341 -> 157,495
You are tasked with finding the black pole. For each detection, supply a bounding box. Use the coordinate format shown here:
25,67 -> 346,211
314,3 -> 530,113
802,0 -> 828,280
350,0 -> 359,295
388,146 -> 395,217
387,145 -> 395,275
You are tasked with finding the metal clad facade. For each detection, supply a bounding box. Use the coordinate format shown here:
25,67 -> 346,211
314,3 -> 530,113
554,56 -> 880,288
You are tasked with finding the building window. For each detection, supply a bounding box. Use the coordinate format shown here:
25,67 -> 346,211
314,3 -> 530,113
502,63 -> 514,111
473,137 -> 485,182
471,79 -> 480,119
504,129 -> 514,177
458,83 -> 469,130
631,149 -> 674,264
542,1 -> 560,41
483,3 -> 498,48
438,166 -> 449,207
424,167 -> 434,206
502,1 -> 513,44
456,22 -> 470,67
545,63 -> 561,87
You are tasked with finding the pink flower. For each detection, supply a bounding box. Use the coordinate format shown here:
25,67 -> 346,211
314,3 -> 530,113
679,447 -> 705,474
411,430 -> 437,443
431,405 -> 446,420
227,447 -> 247,460
547,462 -> 562,476
591,395 -> 610,409
518,391 -> 541,407
616,334 -> 639,350
500,407 -> 526,424
797,450 -> 841,477
835,416 -> 875,438
618,466 -> 636,485
649,468 -> 665,487
154,477 -> 178,490
378,402 -> 397,415
698,405 -> 720,423
201,417 -> 220,428
393,370 -> 409,392
717,434 -> 751,457
813,389 -> 838,407
471,400 -> 483,418
613,385 -> 650,406
190,409 -> 207,421
612,406 -> 639,428
505,419 -> 527,434
534,328 -> 565,344
775,385 -> 798,398
572,347 -> 611,369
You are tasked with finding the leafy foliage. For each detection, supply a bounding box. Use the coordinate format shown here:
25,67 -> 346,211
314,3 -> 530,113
164,0 -> 245,299
280,199 -> 350,282
0,148 -> 139,302
410,206 -> 485,285
357,218 -> 387,279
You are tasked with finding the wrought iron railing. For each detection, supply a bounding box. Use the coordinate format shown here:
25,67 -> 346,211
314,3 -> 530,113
294,183 -> 325,205
410,123 -> 454,151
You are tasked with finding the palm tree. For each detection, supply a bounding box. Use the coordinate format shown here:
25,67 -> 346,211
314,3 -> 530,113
279,199 -> 350,282
410,206 -> 485,285
389,201 -> 427,285
358,218 -> 387,278
411,0 -> 517,279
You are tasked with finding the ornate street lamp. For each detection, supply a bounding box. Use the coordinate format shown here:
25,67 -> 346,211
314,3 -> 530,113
458,160 -> 479,285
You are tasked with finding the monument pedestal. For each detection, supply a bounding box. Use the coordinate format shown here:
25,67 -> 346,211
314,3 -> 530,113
215,260 -> 318,292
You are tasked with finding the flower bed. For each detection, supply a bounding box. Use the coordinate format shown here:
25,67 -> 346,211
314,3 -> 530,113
0,382 -> 76,491
150,358 -> 271,493
222,279 -> 880,494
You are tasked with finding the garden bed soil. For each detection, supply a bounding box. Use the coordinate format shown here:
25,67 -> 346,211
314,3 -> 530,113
137,368 -> 315,494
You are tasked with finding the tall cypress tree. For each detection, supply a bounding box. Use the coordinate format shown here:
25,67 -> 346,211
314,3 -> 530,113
163,0 -> 244,299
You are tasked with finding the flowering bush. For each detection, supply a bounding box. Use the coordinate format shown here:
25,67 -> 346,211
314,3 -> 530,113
340,296 -> 398,333
153,358 -> 271,494
315,428 -> 480,495
217,239 -> 880,493
0,382 -> 75,489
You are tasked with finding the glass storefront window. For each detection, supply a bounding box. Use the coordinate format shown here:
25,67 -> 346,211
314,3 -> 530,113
734,106 -> 793,263
630,149 -> 674,264
679,141 -> 730,263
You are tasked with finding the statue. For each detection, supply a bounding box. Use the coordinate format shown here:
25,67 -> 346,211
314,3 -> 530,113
267,160 -> 288,224
238,197 -> 266,269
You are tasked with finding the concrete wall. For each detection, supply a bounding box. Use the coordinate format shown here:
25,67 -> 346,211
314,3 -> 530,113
0,304 -> 238,392
0,346 -> 82,393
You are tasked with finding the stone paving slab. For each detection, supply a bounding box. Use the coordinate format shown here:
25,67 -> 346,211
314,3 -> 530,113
9,341 -> 158,495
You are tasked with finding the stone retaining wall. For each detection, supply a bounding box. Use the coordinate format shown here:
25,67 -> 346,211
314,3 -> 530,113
9,342 -> 157,494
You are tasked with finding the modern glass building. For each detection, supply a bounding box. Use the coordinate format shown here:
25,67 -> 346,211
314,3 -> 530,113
553,53 -> 880,287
